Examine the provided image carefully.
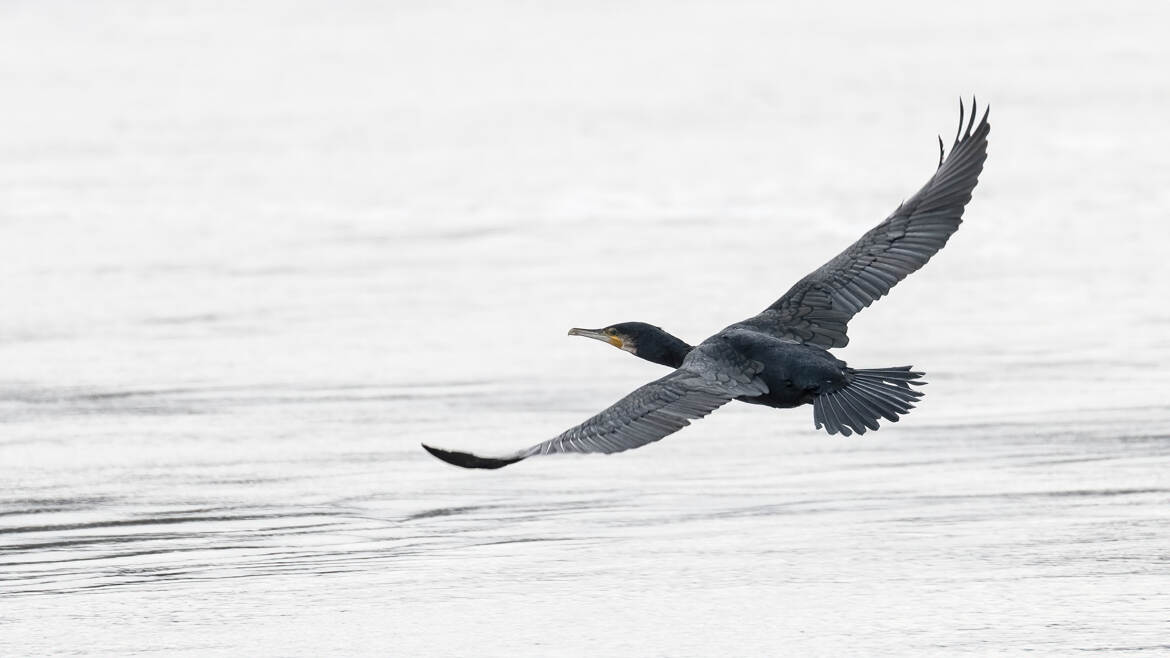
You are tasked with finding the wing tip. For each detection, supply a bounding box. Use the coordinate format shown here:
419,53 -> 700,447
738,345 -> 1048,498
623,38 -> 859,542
421,443 -> 525,470
933,95 -> 990,176
970,95 -> 990,135
953,97 -> 965,146
946,95 -> 991,154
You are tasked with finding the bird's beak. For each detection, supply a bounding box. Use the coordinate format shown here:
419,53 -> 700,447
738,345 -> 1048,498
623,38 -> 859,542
568,327 -> 623,349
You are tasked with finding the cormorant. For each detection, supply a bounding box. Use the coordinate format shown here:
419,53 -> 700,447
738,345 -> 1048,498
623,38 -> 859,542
424,100 -> 990,469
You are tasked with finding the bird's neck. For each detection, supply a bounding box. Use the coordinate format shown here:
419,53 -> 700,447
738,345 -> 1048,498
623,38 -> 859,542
638,332 -> 694,369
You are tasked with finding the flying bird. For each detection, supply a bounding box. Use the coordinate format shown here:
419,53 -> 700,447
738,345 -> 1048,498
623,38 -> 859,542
424,100 -> 990,469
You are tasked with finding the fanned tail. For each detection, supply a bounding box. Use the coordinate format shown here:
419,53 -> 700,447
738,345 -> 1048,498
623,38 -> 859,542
813,366 -> 925,437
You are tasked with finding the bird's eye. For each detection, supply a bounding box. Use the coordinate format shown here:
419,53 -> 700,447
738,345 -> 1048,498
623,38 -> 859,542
606,328 -> 618,336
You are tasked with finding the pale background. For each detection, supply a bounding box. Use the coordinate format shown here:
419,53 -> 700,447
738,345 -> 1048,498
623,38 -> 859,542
2,1 -> 1169,655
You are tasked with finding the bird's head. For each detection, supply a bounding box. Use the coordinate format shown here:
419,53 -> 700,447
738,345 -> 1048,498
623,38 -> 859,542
568,323 -> 642,353
568,322 -> 693,368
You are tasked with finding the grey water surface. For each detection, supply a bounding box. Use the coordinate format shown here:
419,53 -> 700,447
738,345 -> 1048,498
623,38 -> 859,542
3,1 -> 1170,655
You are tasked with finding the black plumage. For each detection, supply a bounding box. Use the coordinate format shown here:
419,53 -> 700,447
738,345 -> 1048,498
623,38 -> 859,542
424,100 -> 990,469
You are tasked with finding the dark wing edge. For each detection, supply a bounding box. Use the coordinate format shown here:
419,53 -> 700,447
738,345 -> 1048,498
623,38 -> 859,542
422,357 -> 767,470
421,444 -> 525,469
736,99 -> 991,348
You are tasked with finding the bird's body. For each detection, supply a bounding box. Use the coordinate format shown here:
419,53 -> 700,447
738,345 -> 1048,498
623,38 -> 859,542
686,328 -> 844,409
720,331 -> 846,409
597,323 -> 844,407
424,100 -> 990,470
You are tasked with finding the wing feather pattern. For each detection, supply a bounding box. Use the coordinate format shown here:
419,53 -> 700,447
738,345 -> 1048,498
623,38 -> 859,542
422,342 -> 767,469
734,100 -> 991,348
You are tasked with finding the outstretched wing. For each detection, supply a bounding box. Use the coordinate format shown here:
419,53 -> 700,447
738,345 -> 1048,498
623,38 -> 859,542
734,100 -> 991,348
422,343 -> 768,469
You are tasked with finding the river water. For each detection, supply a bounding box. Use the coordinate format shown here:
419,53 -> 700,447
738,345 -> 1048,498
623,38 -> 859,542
2,1 -> 1169,655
